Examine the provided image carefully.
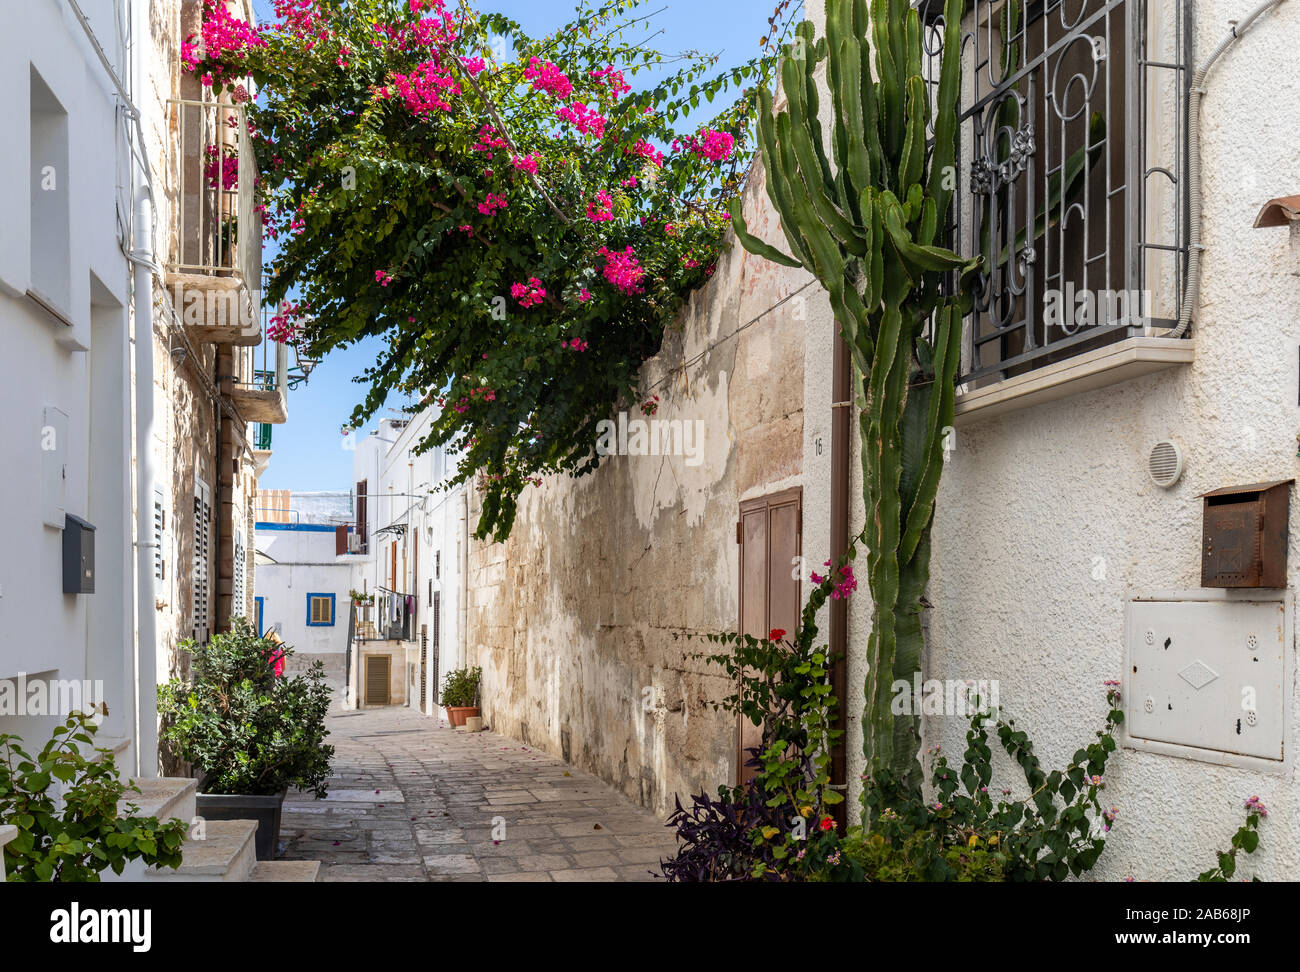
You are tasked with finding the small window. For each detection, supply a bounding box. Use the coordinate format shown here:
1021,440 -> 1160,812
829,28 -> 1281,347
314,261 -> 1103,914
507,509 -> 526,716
306,593 -> 335,627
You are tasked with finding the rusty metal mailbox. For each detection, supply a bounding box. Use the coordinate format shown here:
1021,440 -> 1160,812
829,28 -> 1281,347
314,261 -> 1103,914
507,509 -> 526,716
1200,480 -> 1293,588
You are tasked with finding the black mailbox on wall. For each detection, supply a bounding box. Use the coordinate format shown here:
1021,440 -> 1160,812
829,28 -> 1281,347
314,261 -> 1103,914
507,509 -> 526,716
63,514 -> 95,595
1200,480 -> 1293,588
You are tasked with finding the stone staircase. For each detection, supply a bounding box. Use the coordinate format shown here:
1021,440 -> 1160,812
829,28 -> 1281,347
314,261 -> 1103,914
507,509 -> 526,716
110,777 -> 321,883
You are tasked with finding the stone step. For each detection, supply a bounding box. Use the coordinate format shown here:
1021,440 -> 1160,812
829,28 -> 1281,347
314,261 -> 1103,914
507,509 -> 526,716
248,860 -> 322,882
145,819 -> 257,883
127,777 -> 197,827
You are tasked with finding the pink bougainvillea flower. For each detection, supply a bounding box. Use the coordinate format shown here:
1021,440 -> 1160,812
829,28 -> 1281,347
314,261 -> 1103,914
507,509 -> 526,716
586,190 -> 614,222
460,56 -> 487,75
511,153 -> 540,175
375,269 -> 392,286
577,288 -> 592,302
510,277 -> 546,308
596,245 -> 645,294
554,102 -> 606,139
389,59 -> 461,116
477,193 -> 508,216
684,128 -> 735,161
524,57 -> 573,100
589,65 -> 630,99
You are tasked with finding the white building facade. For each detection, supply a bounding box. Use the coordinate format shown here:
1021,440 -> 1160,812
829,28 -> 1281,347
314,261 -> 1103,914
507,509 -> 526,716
348,413 -> 468,716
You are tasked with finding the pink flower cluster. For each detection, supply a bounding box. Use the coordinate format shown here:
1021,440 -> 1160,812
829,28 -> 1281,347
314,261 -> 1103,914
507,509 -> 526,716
555,103 -> 606,140
192,1 -> 265,82
272,0 -> 327,38
1245,795 -> 1268,818
389,59 -> 461,115
267,299 -> 308,344
685,128 -> 736,162
563,337 -> 589,352
524,58 -> 573,100
203,145 -> 238,191
810,561 -> 858,599
597,246 -> 645,295
477,193 -> 508,216
590,66 -> 630,99
511,153 -> 540,175
586,191 -> 614,222
460,56 -> 487,75
472,124 -> 508,156
511,278 -> 546,308
375,270 -> 392,286
627,140 -> 665,167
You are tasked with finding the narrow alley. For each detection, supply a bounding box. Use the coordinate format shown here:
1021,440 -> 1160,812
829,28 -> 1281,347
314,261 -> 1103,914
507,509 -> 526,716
279,707 -> 675,882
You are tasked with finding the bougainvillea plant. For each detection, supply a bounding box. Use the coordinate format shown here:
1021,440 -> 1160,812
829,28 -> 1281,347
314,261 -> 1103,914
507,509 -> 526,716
186,0 -> 796,539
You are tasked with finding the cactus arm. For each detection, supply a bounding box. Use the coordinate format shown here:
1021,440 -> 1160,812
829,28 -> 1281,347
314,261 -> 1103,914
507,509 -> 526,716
728,199 -> 804,269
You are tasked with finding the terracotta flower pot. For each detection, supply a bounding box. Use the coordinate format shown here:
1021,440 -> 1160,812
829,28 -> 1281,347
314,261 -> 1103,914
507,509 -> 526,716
444,705 -> 480,727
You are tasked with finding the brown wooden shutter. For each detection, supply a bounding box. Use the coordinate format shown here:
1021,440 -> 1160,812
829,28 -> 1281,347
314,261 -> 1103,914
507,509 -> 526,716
365,655 -> 391,706
335,524 -> 348,556
736,488 -> 802,785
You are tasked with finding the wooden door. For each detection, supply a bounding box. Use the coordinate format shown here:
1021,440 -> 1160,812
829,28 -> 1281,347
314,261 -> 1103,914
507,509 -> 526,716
365,654 -> 391,706
736,488 -> 802,785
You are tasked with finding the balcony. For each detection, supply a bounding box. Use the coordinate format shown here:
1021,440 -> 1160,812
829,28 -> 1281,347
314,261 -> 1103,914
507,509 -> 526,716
233,315 -> 289,425
165,98 -> 262,346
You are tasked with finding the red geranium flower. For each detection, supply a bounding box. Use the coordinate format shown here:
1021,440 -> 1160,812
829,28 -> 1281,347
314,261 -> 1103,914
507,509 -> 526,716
769,628 -> 787,642
819,816 -> 835,832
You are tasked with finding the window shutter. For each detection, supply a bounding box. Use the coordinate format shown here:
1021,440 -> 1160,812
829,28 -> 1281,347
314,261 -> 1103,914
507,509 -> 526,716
192,479 -> 212,643
335,524 -> 348,556
153,490 -> 166,582
232,531 -> 246,619
736,489 -> 802,785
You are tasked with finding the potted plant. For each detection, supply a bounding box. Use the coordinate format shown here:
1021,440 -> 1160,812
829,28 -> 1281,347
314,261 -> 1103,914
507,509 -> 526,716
158,619 -> 334,861
441,666 -> 481,728
349,589 -> 374,608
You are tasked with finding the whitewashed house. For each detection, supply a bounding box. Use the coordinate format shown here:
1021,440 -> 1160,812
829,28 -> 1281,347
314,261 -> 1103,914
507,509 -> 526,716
348,411 -> 468,716
0,0 -> 311,881
253,490 -> 356,694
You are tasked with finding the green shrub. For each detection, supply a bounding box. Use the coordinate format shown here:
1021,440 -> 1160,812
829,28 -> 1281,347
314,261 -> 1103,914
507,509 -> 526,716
440,666 -> 482,708
0,711 -> 187,881
158,619 -> 334,798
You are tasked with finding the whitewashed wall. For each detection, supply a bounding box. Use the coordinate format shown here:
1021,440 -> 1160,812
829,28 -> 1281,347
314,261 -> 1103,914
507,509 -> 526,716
915,0 -> 1300,880
0,0 -> 136,760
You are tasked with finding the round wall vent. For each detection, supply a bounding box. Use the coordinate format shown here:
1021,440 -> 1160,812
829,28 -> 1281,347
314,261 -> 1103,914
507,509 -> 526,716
1148,440 -> 1184,488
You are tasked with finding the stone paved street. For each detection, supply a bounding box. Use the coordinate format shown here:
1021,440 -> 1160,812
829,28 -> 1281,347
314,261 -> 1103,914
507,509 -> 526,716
280,706 -> 676,882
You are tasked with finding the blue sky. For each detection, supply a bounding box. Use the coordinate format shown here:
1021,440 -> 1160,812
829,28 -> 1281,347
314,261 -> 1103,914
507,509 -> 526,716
252,0 -> 787,491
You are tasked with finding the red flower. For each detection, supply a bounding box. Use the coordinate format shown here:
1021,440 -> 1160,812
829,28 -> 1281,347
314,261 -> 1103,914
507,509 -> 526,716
769,628 -> 787,642
819,816 -> 835,832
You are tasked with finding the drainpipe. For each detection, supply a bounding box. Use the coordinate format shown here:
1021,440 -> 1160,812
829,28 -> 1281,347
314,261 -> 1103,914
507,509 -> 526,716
129,0 -> 158,779
1171,0 -> 1288,337
460,488 -> 469,670
829,329 -> 851,828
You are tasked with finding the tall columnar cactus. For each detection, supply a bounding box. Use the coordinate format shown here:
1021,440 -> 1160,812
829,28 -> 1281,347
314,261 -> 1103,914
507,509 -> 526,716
731,0 -> 979,799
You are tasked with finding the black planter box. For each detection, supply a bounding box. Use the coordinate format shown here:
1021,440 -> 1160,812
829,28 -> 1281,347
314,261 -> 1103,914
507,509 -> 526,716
195,787 -> 287,862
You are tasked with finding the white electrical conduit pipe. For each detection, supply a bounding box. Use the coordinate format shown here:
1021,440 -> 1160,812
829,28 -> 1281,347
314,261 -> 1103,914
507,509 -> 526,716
1171,0 -> 1290,338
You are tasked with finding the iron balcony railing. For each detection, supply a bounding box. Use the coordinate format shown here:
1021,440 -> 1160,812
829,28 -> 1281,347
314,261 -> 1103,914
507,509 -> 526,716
167,98 -> 263,305
918,0 -> 1191,386
235,308 -> 290,395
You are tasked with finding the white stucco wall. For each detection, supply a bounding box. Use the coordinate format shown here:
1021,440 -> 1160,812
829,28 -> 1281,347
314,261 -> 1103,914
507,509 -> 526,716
0,0 -> 137,757
914,0 -> 1300,880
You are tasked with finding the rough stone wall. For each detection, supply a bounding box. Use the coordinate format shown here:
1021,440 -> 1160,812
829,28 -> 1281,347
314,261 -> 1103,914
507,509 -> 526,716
467,161 -> 814,815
